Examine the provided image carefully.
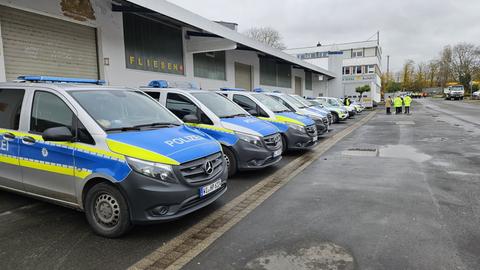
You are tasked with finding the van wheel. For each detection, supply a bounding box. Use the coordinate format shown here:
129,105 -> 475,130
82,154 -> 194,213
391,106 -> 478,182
281,135 -> 288,153
85,183 -> 133,238
222,146 -> 237,177
332,113 -> 339,123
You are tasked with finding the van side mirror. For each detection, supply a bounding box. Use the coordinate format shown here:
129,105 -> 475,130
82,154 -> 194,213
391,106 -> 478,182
183,114 -> 200,124
42,126 -> 74,142
247,109 -> 258,116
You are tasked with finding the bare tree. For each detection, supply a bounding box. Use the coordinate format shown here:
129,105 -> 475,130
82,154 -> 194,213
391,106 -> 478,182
438,45 -> 453,87
451,43 -> 480,93
244,27 -> 286,50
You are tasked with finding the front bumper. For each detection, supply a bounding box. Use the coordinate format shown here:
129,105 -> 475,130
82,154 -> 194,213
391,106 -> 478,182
284,127 -> 317,150
232,138 -> 282,170
314,119 -> 328,135
118,160 -> 228,224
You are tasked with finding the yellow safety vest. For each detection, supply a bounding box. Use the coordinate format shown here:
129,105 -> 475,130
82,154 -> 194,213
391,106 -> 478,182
404,96 -> 412,107
394,97 -> 403,108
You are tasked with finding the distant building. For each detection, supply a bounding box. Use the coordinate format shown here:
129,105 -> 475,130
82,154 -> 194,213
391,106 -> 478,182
285,40 -> 382,102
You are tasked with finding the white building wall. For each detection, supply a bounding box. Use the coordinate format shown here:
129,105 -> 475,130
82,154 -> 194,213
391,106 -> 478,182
0,0 -> 331,95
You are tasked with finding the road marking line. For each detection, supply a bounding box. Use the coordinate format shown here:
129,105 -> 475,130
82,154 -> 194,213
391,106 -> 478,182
129,111 -> 377,270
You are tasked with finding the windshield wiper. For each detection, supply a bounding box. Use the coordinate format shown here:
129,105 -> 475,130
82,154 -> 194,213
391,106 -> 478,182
275,109 -> 291,113
133,122 -> 180,128
105,126 -> 141,132
222,113 -> 249,118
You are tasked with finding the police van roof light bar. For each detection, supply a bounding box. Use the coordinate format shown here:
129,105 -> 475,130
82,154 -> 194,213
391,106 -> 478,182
220,87 -> 245,91
17,76 -> 105,85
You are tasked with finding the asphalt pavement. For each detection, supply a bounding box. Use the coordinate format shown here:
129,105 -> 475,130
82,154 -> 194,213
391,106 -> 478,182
184,99 -> 480,270
0,114 -> 357,270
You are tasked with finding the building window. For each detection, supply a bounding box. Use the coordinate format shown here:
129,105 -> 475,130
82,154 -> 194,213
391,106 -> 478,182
354,66 -> 362,74
342,67 -> 351,75
260,58 -> 292,88
193,51 -> 226,80
305,71 -> 313,90
123,13 -> 184,75
352,49 -> 363,58
367,65 -> 375,74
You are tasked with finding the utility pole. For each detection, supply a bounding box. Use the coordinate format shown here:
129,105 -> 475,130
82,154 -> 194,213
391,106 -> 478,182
377,31 -> 380,45
386,55 -> 390,80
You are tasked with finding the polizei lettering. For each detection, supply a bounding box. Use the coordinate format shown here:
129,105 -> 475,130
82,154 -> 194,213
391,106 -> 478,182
0,140 -> 8,152
164,135 -> 204,147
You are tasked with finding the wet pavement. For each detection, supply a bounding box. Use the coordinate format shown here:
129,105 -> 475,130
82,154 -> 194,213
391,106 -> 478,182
184,99 -> 480,270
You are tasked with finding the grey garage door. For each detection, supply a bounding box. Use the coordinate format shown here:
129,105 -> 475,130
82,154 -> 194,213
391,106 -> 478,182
235,62 -> 252,91
0,6 -> 99,81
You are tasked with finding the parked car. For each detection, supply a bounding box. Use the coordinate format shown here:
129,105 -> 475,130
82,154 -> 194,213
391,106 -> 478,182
472,91 -> 480,100
289,94 -> 333,125
263,92 -> 329,135
219,89 -> 318,152
314,98 -> 349,122
142,81 -> 283,177
0,76 -> 228,238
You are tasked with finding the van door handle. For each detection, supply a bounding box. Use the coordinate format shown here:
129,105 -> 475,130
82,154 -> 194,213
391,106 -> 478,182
3,132 -> 16,141
22,136 -> 36,145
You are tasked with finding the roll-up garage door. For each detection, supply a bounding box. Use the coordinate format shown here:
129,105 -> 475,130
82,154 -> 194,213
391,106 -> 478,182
235,62 -> 252,91
0,6 -> 99,81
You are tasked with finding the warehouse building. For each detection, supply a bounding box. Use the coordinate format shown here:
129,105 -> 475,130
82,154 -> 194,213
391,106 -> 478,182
285,40 -> 382,103
0,0 -> 335,96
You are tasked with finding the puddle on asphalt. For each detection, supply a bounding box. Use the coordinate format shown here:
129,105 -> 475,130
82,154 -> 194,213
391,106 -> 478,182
447,171 -> 480,177
378,144 -> 431,162
396,121 -> 416,125
245,242 -> 354,270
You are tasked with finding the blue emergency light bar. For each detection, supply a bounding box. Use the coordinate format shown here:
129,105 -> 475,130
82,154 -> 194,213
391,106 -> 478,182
220,87 -> 245,91
18,76 -> 105,85
253,88 -> 265,92
148,80 -> 169,88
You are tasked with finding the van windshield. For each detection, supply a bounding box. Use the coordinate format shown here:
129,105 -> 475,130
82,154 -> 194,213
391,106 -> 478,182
283,95 -> 307,109
254,94 -> 290,113
291,95 -> 315,106
191,92 -> 249,118
69,90 -> 181,132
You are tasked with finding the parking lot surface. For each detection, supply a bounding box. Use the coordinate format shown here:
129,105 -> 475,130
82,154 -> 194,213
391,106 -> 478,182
183,98 -> 480,270
0,112 -> 360,270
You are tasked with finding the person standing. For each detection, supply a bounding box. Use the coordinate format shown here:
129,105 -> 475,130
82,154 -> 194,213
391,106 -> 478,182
344,97 -> 351,106
385,96 -> 392,114
394,96 -> 403,114
404,95 -> 412,114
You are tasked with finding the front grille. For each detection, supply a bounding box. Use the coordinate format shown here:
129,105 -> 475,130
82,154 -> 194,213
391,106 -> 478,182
305,125 -> 318,137
263,133 -> 282,150
178,152 -> 224,184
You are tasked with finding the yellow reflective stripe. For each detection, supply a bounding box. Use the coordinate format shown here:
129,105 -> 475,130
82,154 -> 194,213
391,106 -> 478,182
186,123 -> 235,134
106,139 -> 180,165
19,159 -> 74,177
0,129 -> 124,161
75,169 -> 92,179
257,117 -> 284,124
0,154 -> 19,166
275,115 -> 305,126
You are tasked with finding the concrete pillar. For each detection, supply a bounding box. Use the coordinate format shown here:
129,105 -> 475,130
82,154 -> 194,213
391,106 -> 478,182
327,53 -> 343,98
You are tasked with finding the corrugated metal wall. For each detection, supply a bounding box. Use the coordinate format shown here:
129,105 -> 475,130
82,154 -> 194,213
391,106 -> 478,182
0,5 -> 98,81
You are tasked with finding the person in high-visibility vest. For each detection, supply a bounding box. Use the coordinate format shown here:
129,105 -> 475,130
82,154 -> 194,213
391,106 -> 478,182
344,97 -> 351,106
404,95 -> 412,114
394,96 -> 403,114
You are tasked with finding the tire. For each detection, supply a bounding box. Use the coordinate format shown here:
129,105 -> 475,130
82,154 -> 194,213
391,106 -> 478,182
281,134 -> 288,153
85,182 -> 133,238
332,113 -> 339,123
222,146 -> 237,178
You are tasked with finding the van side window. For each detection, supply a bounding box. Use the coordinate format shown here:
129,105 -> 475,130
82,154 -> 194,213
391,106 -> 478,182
233,95 -> 256,112
31,91 -> 74,134
166,93 -> 212,124
145,91 -> 160,101
270,96 -> 295,112
0,89 -> 25,130
76,118 -> 95,145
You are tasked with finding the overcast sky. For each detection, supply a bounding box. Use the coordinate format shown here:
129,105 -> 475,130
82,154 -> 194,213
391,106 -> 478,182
169,0 -> 480,72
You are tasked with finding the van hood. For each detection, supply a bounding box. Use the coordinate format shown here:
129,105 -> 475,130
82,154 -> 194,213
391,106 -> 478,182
221,116 -> 279,137
106,125 -> 220,165
276,112 -> 315,126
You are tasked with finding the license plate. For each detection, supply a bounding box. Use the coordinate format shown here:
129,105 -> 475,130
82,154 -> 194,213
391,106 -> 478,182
199,180 -> 222,197
312,136 -> 318,142
273,149 -> 282,157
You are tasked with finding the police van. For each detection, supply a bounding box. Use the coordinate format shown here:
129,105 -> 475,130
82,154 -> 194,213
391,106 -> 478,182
141,81 -> 283,177
218,89 -> 318,152
289,94 -> 333,125
311,98 -> 349,123
263,92 -> 329,135
0,76 -> 227,238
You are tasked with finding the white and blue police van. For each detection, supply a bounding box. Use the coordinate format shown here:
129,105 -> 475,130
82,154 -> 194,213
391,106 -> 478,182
140,81 -> 283,177
218,88 -> 318,152
289,94 -> 334,125
263,92 -> 329,135
0,76 -> 227,238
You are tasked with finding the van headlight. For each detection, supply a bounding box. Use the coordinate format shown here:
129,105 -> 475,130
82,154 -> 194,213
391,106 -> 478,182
236,132 -> 263,147
126,157 -> 177,183
286,123 -> 306,133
